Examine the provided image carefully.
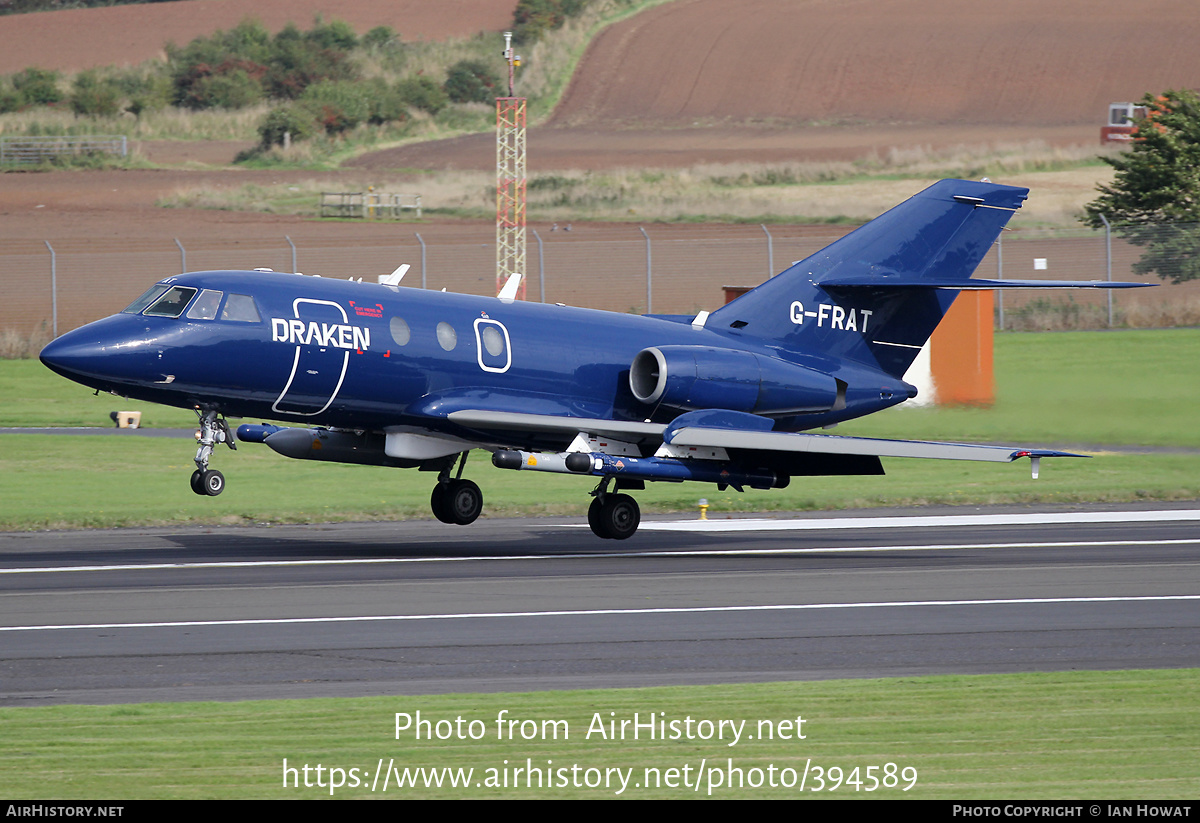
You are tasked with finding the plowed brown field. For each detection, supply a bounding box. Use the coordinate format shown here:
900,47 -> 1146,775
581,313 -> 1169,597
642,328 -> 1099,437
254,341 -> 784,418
0,0 -> 517,75
357,0 -> 1200,171
552,0 -> 1200,128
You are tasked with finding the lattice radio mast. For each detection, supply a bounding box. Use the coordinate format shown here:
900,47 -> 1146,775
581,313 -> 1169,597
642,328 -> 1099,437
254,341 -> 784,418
496,31 -> 527,299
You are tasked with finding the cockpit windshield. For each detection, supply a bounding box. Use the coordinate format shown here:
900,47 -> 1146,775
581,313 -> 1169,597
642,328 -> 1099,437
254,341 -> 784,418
121,283 -> 261,322
122,284 -> 171,315
186,289 -> 223,320
142,286 -> 198,318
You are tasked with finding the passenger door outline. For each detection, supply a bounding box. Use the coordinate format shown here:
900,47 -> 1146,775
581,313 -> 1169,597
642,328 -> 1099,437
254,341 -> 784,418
272,298 -> 351,416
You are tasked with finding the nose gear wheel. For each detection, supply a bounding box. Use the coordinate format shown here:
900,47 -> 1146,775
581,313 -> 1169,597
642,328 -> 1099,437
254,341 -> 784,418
191,409 -> 235,496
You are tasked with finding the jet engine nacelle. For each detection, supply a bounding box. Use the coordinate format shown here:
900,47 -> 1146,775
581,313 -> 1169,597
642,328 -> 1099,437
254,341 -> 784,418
629,345 -> 839,414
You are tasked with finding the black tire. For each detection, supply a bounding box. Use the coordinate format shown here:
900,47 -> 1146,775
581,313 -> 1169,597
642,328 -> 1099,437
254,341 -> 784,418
588,497 -> 611,539
447,479 -> 483,525
600,494 -> 640,540
430,483 -> 455,524
202,469 -> 224,496
189,469 -> 206,496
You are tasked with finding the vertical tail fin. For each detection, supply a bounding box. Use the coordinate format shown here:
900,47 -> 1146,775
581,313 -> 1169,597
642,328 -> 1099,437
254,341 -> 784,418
707,179 -> 1027,378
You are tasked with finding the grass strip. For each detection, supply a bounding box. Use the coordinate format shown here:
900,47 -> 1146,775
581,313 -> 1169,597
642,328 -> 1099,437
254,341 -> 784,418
7,329 -> 1197,440
0,671 -> 1195,799
0,435 -> 1195,530
3,329 -> 1196,529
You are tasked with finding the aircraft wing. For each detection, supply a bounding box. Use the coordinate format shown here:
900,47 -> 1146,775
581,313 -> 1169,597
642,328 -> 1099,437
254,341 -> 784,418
447,408 -> 1081,464
666,426 -> 1084,463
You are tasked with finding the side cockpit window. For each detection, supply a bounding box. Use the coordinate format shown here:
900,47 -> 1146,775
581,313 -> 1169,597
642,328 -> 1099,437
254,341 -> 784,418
221,293 -> 261,322
186,289 -> 223,320
142,286 -> 198,318
122,284 -> 170,315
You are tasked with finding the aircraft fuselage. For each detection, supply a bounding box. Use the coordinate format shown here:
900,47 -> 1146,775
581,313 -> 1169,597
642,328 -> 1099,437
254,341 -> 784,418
42,270 -> 910,446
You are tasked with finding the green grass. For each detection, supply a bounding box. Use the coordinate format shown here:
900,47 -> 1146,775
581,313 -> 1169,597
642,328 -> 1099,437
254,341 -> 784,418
0,359 -> 197,427
837,329 -> 1200,448
0,671 -> 1196,798
9,329 -> 1197,439
3,329 -> 1197,529
0,433 -> 1195,530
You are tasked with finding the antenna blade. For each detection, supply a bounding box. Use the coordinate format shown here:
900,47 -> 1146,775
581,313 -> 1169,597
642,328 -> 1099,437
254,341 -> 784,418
498,271 -> 522,301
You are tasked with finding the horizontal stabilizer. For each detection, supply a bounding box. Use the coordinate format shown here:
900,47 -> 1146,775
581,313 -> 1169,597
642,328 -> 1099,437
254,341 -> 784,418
822,275 -> 1152,290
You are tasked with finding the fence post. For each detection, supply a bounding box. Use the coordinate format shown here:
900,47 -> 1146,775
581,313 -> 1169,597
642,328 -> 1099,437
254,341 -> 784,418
532,228 -> 545,303
1099,214 -> 1113,327
761,224 -> 774,279
639,226 -> 652,314
174,238 -> 186,274
415,233 -> 426,289
996,233 -> 1004,330
285,235 -> 297,273
45,240 -> 57,339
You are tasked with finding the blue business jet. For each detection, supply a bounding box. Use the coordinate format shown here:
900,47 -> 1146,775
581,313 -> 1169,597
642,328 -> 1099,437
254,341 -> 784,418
40,180 -> 1146,539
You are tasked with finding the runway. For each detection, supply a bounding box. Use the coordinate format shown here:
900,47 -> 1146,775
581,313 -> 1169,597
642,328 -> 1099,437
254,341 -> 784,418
1,503 -> 1197,705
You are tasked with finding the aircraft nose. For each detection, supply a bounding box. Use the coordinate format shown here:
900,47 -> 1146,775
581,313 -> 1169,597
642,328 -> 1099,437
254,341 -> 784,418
39,317 -> 159,390
39,331 -> 99,382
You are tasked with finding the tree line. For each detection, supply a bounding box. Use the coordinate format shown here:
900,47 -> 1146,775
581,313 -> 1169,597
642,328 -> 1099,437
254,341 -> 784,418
0,1 -> 597,152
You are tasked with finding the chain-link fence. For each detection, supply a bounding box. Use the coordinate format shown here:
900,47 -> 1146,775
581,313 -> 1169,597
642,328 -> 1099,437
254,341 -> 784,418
3,223 -> 1196,339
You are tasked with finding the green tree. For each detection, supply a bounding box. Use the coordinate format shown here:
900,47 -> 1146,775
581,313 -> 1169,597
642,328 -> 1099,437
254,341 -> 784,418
1083,89 -> 1200,283
396,76 -> 447,114
513,0 -> 588,45
11,67 -> 62,106
70,70 -> 121,117
362,25 -> 399,51
300,80 -> 372,134
258,103 -> 317,147
305,17 -> 358,51
443,60 -> 499,104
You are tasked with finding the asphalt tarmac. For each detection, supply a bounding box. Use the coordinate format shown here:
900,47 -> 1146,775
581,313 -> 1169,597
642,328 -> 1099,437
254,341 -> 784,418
1,503 -> 1197,705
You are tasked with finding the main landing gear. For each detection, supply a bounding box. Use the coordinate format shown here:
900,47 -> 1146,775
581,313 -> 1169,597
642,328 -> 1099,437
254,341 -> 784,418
190,409 -> 235,497
587,477 -> 640,540
430,451 -> 483,525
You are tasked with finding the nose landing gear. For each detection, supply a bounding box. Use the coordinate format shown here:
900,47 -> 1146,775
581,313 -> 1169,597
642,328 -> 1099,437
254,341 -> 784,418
191,409 -> 236,496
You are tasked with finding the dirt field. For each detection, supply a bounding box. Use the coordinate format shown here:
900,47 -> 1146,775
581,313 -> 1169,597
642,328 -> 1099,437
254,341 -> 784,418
0,0 -> 518,75
358,0 -> 1200,171
550,0 -> 1200,128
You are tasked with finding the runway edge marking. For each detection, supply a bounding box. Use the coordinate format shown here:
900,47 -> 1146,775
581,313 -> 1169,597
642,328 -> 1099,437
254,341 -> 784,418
632,509 -> 1200,532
